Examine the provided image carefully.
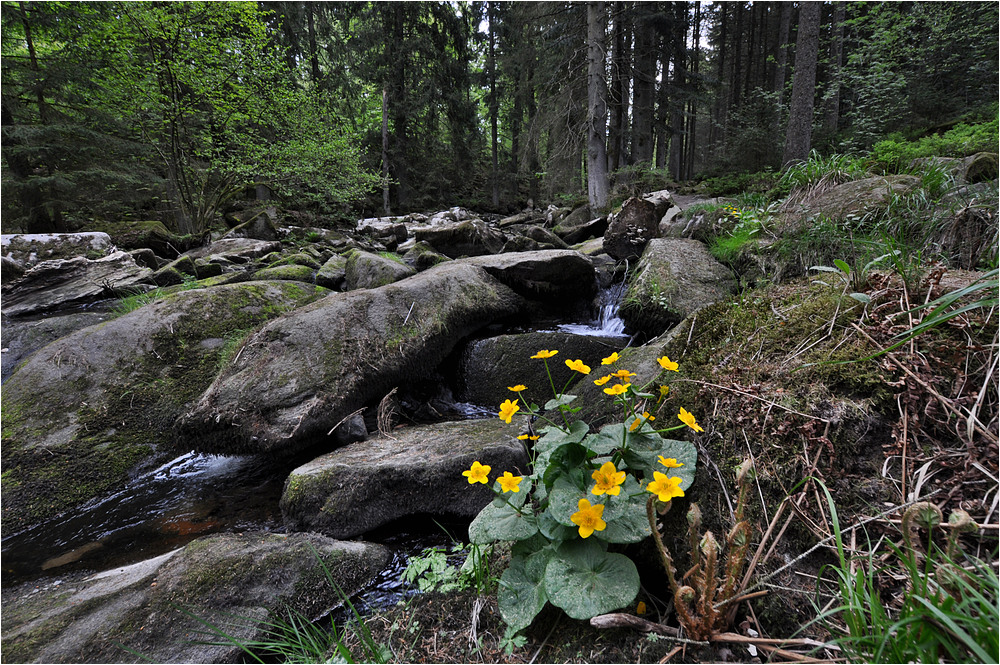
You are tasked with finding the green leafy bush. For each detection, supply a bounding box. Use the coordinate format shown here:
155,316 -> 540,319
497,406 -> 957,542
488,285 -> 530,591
870,117 -> 999,173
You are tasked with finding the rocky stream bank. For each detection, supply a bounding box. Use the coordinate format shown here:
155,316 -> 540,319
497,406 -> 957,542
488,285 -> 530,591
2,179 -> 996,663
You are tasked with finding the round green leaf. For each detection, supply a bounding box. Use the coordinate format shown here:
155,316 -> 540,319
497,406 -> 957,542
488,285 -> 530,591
651,438 -> 698,490
469,499 -> 538,544
544,539 -> 640,619
498,548 -> 552,631
600,476 -> 651,543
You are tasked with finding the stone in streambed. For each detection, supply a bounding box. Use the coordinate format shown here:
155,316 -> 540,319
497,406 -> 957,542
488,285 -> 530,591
281,419 -> 529,539
0,532 -> 389,664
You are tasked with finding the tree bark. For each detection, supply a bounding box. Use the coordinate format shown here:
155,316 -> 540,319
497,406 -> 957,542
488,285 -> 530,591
822,1 -> 845,137
782,2 -> 821,166
587,1 -> 610,209
607,4 -> 629,174
667,1 -> 687,180
772,1 -> 792,105
381,85 -> 391,215
631,9 -> 657,165
488,2 -> 499,209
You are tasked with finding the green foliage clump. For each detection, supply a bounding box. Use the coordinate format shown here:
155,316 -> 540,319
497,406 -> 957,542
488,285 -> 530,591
870,116 -> 1000,173
698,169 -> 779,198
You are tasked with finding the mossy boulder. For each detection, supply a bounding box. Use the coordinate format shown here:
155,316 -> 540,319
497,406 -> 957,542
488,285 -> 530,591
175,263 -> 526,456
1,281 -> 328,531
316,253 -> 349,289
0,532 -> 389,664
402,241 -> 452,271
1,311 -> 108,383
619,238 -> 736,339
780,175 -> 920,228
281,419 -> 530,538
458,249 -> 597,307
150,254 -> 199,286
253,263 -> 317,283
182,237 -> 282,264
603,196 -> 660,260
344,249 -> 417,290
1,232 -> 114,266
89,220 -> 204,259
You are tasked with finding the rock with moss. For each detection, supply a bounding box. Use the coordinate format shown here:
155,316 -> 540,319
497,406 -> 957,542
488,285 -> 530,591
619,238 -> 736,339
962,151 -> 998,183
343,248 -> 416,290
0,532 -> 390,664
525,225 -> 571,249
175,263 -> 525,456
223,206 -> 281,241
0,281 -> 328,531
414,219 -> 506,258
780,174 -> 920,228
89,220 -> 205,259
150,254 -> 199,286
267,252 -> 323,270
1,311 -> 108,383
316,253 -> 349,289
281,420 -> 529,538
402,241 -> 451,271
253,263 -> 317,283
455,331 -> 627,407
1,251 -> 154,317
554,215 -> 609,244
182,237 -> 282,264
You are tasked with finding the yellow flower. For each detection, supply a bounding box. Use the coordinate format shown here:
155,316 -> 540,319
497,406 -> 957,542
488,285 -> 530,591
658,456 -> 684,469
517,433 -> 540,441
659,385 -> 670,399
646,471 -> 684,502
531,349 -> 558,359
637,601 -> 647,615
499,399 -> 520,423
497,471 -> 523,493
570,498 -> 607,538
593,375 -> 612,386
603,383 -> 630,396
630,411 -> 655,432
601,352 -> 620,365
591,461 -> 626,496
612,369 -> 636,380
678,407 -> 704,432
565,358 -> 592,374
657,356 -> 679,372
463,460 -> 491,485
508,384 -> 527,392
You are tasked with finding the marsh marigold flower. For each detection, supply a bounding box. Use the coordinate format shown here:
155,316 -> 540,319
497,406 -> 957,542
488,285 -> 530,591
517,433 -> 540,441
604,383 -> 629,396
593,375 -> 612,386
508,384 -> 527,392
658,456 -> 683,469
499,399 -> 520,423
591,461 -> 626,496
531,349 -> 558,359
678,407 -> 704,432
601,352 -> 620,365
497,471 -> 523,493
630,411 -> 655,432
659,385 -> 670,399
565,358 -> 591,374
571,498 -> 607,538
657,356 -> 679,372
463,460 -> 491,485
612,369 -> 636,380
647,472 -> 684,502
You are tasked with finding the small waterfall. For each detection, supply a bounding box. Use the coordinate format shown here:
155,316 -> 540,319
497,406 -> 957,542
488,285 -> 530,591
557,278 -> 628,337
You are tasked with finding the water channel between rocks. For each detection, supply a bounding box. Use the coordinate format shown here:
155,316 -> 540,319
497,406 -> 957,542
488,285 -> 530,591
1,281 -> 631,610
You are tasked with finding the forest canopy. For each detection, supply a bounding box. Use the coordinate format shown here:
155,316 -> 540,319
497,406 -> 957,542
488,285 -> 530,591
2,1 -> 997,234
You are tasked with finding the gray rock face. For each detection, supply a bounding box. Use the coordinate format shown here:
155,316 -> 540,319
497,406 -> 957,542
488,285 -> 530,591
414,219 -> 506,257
458,249 -> 597,304
1,251 -> 153,317
619,238 -> 736,339
174,263 -> 526,455
281,420 -> 530,538
1,281 -> 328,531
1,311 -> 109,382
0,532 -> 390,664
455,332 -> 628,407
316,253 -> 349,289
223,206 -> 281,241
182,237 -> 282,263
344,249 -> 417,290
781,175 -> 920,227
1,232 -> 114,267
603,197 -> 660,260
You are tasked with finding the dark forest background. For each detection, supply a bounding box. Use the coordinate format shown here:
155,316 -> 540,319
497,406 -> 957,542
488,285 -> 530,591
3,1 -> 997,235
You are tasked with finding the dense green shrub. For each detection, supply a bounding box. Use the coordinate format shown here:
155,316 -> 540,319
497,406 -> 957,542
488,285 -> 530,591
870,116 -> 999,173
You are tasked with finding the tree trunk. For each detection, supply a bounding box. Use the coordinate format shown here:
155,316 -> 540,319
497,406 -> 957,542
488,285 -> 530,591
587,1 -> 610,209
773,1 -> 792,104
306,3 -> 320,83
381,85 -> 391,215
607,4 -> 629,174
782,2 -> 820,166
631,10 -> 657,165
822,1 -> 845,137
684,1 -> 700,179
668,1 -> 687,180
488,2 -> 500,209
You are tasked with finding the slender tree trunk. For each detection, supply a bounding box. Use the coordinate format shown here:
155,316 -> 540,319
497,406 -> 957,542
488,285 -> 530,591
488,2 -> 499,208
306,3 -> 320,83
631,11 -> 657,164
381,85 -> 390,215
783,2 -> 820,166
822,1 -> 845,137
773,1 -> 792,105
586,2 -> 610,209
607,4 -> 628,174
685,1 -> 700,179
668,1 -> 687,180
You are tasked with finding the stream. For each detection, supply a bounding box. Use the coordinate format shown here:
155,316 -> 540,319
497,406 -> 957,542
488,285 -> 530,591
1,280 -> 631,607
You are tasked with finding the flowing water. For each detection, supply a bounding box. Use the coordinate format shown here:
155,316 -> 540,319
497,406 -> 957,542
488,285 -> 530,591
556,278 -> 629,337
